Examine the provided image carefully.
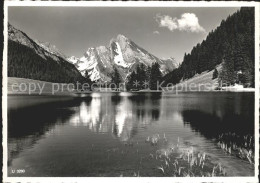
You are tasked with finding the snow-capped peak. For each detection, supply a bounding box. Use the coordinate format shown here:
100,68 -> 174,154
68,34 -> 176,82
116,34 -> 129,41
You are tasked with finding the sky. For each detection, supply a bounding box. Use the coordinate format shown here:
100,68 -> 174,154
8,6 -> 240,63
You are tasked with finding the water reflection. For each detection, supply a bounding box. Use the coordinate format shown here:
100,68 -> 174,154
8,97 -> 83,166
7,92 -> 254,176
68,93 -> 162,141
114,96 -> 133,140
182,110 -> 254,138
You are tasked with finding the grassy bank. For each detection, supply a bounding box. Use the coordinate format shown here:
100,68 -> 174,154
141,134 -> 226,177
216,133 -> 254,164
105,134 -> 229,177
107,133 -> 254,177
163,66 -> 220,92
8,77 -> 75,95
162,65 -> 254,92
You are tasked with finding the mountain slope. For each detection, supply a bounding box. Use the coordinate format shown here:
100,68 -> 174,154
163,7 -> 255,88
163,65 -> 222,91
35,40 -> 68,60
68,34 -> 177,82
8,24 -> 84,83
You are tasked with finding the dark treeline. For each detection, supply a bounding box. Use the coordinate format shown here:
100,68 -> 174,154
163,7 -> 255,87
8,40 -> 84,83
110,62 -> 162,91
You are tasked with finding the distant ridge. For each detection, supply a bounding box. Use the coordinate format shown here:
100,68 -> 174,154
8,23 -> 84,83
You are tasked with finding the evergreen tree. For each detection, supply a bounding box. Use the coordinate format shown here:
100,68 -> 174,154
212,68 -> 218,79
126,70 -> 137,91
135,63 -> 148,90
163,7 -> 255,87
146,66 -> 152,83
111,66 -> 122,89
85,70 -> 92,84
149,62 -> 162,90
140,64 -> 147,86
219,57 -> 236,86
125,63 -> 150,91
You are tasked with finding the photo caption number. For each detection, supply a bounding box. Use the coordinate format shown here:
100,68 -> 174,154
11,169 -> 25,174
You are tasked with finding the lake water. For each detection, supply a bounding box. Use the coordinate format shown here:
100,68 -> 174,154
7,92 -> 255,177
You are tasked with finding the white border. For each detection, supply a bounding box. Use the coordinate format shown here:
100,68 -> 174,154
3,1 -> 259,7
2,1 -> 259,183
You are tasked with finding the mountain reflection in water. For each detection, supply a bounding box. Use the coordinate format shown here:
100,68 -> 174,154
69,93 -> 161,142
7,92 -> 254,176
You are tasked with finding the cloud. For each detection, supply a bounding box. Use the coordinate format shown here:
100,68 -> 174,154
155,13 -> 205,33
153,30 -> 160,35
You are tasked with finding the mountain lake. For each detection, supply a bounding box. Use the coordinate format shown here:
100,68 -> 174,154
7,92 -> 255,177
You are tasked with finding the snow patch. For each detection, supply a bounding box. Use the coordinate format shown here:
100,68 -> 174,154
89,66 -> 101,81
67,56 -> 79,64
114,42 -> 130,68
79,56 -> 87,62
78,61 -> 101,81
221,84 -> 254,92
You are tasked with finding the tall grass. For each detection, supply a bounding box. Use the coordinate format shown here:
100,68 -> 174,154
135,134 -> 226,177
147,142 -> 225,176
217,132 -> 254,164
105,133 -> 253,177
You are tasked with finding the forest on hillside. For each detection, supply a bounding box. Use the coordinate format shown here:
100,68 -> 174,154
163,7 -> 255,88
108,62 -> 162,91
8,40 -> 84,83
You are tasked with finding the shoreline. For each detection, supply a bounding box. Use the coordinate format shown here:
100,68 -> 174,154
7,89 -> 255,97
7,77 -> 255,96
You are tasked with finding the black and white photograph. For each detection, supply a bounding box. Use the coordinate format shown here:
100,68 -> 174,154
2,1 -> 259,182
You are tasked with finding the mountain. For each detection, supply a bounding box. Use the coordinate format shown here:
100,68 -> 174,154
34,40 -> 68,60
8,23 -> 84,83
163,7 -> 255,88
68,34 -> 177,82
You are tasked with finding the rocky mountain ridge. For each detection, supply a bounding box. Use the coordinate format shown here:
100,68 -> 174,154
68,34 -> 178,82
